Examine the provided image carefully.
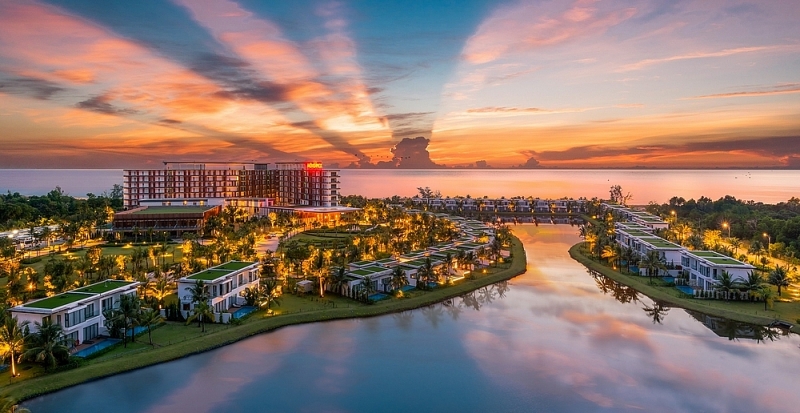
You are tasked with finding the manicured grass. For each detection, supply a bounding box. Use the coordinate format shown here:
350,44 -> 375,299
73,280 -> 136,294
186,269 -> 232,281
22,293 -> 88,309
569,243 -> 800,331
4,237 -> 526,402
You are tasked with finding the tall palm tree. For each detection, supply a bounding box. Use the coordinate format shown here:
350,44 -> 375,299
186,300 -> 215,332
258,278 -> 282,313
740,271 -> 764,295
22,318 -> 70,372
0,316 -> 29,377
359,275 -> 376,302
601,244 -> 620,268
116,294 -> 141,347
769,265 -> 792,296
639,250 -> 666,284
714,271 -> 740,300
390,266 -> 408,291
137,308 -> 163,347
329,267 -> 348,296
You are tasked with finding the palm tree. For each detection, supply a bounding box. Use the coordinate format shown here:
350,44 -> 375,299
714,271 -> 740,300
756,285 -> 776,310
258,278 -> 282,313
601,244 -> 620,268
186,300 -> 215,332
729,237 -> 742,256
769,265 -> 792,296
137,308 -> 163,346
639,250 -> 666,284
390,266 -> 408,291
22,318 -> 70,372
0,316 -> 29,377
116,294 -> 141,347
329,267 -> 349,296
417,258 -> 434,289
740,271 -> 764,295
359,275 -> 376,302
188,280 -> 209,304
148,278 -> 174,309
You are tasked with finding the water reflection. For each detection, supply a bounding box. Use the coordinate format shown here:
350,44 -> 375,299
588,269 -> 641,304
24,225 -> 800,413
687,310 -> 783,343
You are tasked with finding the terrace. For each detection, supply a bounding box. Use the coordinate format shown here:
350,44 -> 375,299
23,293 -> 91,310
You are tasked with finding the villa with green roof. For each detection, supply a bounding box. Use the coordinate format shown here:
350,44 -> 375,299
178,261 -> 260,317
9,280 -> 139,346
681,250 -> 755,291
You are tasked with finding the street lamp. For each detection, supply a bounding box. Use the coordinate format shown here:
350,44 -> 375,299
763,232 -> 771,254
722,222 -> 730,238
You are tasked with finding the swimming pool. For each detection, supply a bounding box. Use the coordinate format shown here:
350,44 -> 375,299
232,306 -> 257,319
368,293 -> 389,301
73,339 -> 121,358
676,285 -> 695,295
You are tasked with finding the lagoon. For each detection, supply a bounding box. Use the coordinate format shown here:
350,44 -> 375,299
24,225 -> 800,412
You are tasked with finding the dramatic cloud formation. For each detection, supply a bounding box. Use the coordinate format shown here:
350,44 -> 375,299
0,0 -> 798,168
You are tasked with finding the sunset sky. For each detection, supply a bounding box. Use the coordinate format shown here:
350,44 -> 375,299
1,0 -> 799,169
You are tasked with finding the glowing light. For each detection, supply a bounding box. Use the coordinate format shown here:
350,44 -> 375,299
306,162 -> 323,169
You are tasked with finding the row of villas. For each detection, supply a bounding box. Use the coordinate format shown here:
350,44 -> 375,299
612,219 -> 754,291
410,197 -> 586,213
9,280 -> 140,345
603,204 -> 670,230
8,261 -> 262,348
327,218 -> 499,298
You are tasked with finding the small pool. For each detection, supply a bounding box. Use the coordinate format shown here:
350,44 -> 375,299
73,339 -> 121,358
676,285 -> 694,295
126,326 -> 148,337
661,276 -> 675,284
232,306 -> 257,319
399,285 -> 415,292
368,293 -> 389,301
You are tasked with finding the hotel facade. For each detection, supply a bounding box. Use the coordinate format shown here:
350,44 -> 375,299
123,161 -> 340,210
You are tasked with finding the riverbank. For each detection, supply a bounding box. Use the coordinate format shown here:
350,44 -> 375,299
569,243 -> 800,332
4,237 -> 526,402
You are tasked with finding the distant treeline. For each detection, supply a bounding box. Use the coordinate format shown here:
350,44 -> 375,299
647,195 -> 800,255
0,185 -> 122,230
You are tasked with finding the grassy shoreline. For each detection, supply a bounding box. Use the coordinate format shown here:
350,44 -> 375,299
569,242 -> 800,331
4,238 -> 526,402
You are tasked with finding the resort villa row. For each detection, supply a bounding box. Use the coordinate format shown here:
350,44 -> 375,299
608,208 -> 754,291
177,261 -> 261,323
603,203 -> 670,230
9,280 -> 140,346
410,197 -> 587,214
326,218 -> 500,299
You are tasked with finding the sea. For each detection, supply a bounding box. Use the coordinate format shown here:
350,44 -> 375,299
1,169 -> 798,203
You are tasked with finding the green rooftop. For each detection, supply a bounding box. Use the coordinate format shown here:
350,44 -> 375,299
187,269 -> 233,281
692,251 -> 721,257
23,293 -> 91,310
686,251 -> 751,267
128,206 -> 215,215
74,280 -> 135,295
640,237 -> 681,249
621,230 -> 652,237
351,260 -> 373,267
213,261 -> 256,271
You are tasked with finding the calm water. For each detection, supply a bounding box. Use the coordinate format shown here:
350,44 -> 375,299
1,169 -> 798,203
24,226 -> 800,412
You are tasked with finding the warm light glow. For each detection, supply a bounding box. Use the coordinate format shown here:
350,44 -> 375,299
306,162 -> 323,169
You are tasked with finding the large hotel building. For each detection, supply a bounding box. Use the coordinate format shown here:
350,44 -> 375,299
122,161 -> 340,210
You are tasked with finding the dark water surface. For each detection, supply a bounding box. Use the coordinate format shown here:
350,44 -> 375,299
24,226 -> 800,412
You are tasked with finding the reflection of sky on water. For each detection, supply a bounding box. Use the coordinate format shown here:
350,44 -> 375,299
25,225 -> 800,413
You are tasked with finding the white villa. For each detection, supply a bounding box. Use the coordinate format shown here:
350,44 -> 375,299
681,250 -> 755,291
615,228 -> 683,269
9,280 -> 139,346
178,261 -> 260,316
